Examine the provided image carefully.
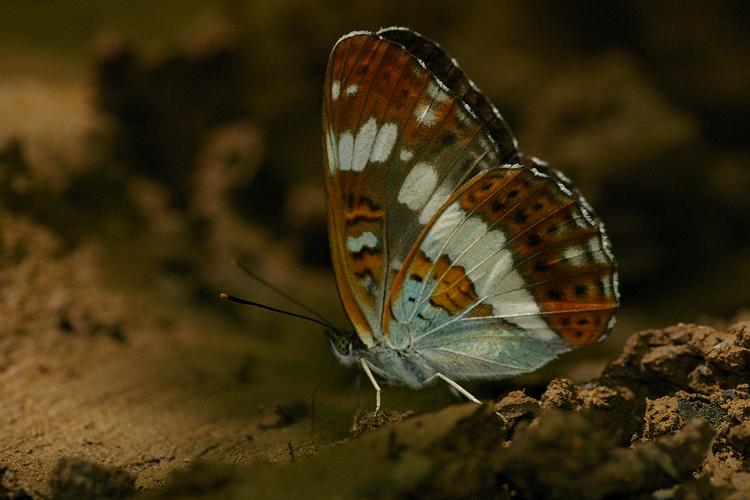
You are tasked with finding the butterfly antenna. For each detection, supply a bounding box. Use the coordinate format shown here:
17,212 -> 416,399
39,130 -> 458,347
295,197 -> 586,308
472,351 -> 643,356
219,293 -> 338,331
232,258 -> 339,331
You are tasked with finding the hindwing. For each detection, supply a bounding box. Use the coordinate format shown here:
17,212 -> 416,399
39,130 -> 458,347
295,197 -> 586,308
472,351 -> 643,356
385,159 -> 619,367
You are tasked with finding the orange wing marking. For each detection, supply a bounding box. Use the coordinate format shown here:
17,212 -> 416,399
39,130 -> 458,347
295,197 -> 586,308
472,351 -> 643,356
408,250 -> 479,315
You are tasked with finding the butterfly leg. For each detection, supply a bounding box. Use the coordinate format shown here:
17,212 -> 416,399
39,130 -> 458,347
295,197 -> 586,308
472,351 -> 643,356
426,373 -> 482,405
359,358 -> 382,413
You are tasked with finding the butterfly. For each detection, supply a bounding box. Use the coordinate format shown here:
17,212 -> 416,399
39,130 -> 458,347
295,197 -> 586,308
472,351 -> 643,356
322,27 -> 619,411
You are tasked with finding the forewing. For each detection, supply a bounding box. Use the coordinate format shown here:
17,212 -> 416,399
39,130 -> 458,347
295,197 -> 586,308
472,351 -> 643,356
385,159 -> 619,377
323,29 -> 518,344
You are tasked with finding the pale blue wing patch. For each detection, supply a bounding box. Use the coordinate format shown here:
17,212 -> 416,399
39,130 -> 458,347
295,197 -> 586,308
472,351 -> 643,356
362,321 -> 569,386
388,277 -> 452,348
414,325 -> 569,381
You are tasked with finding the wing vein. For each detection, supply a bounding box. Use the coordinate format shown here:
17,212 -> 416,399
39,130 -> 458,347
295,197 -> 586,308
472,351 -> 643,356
420,347 -> 527,371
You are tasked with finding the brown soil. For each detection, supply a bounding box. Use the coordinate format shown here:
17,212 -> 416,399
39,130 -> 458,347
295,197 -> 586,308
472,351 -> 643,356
4,299 -> 750,498
144,321 -> 750,499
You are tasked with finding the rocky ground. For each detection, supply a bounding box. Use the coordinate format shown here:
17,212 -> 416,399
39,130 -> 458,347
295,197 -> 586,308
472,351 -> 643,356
150,321 -> 750,499
3,312 -> 750,498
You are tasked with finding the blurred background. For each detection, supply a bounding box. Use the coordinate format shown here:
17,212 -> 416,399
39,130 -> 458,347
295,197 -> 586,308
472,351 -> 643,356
1,0 -> 749,491
3,0 -> 749,318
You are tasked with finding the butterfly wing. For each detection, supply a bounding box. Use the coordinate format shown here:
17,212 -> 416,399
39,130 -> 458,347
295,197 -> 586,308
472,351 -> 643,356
324,28 -> 619,376
385,159 -> 619,379
323,29 -> 518,345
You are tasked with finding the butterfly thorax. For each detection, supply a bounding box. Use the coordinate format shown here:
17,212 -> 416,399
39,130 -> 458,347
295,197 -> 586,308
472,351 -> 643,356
326,327 -> 437,387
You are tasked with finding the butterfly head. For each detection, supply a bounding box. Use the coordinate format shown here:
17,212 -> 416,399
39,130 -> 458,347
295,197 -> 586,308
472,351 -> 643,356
325,328 -> 366,366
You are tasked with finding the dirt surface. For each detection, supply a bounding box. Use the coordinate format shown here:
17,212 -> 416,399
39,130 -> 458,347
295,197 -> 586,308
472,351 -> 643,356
3,265 -> 750,500
142,322 -> 750,499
